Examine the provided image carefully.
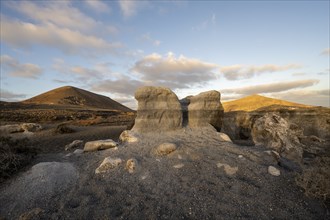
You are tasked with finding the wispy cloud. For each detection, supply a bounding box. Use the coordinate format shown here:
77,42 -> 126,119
192,13 -> 217,31
221,79 -> 319,95
131,52 -> 218,89
91,79 -> 146,96
119,0 -> 145,18
1,18 -> 122,56
220,64 -> 302,80
0,55 -> 43,79
141,33 -> 161,46
85,0 -> 110,13
0,89 -> 26,101
320,48 -> 330,56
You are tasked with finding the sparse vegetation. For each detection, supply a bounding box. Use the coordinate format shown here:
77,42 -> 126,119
0,137 -> 37,183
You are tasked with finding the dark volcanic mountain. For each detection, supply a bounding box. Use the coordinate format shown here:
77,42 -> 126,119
23,86 -> 132,112
222,94 -> 310,112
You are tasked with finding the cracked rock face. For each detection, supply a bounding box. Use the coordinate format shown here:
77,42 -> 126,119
132,86 -> 182,132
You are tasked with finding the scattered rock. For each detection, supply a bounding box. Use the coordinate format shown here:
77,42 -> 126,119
218,132 -> 232,142
119,130 -> 139,143
55,124 -> 75,134
154,143 -> 177,156
187,90 -> 224,131
268,166 -> 281,176
126,158 -> 138,173
84,139 -> 118,152
73,149 -> 84,155
95,157 -> 122,174
238,155 -> 243,158
132,86 -> 182,132
251,113 -> 303,163
0,124 -> 24,134
173,163 -> 184,169
65,140 -> 84,151
21,123 -> 42,132
217,163 -> 238,175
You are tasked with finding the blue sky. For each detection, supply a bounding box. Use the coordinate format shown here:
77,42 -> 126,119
1,0 -> 329,108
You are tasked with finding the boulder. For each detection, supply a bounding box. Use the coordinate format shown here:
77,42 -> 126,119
21,123 -> 42,132
251,113 -> 303,163
154,142 -> 177,156
119,130 -> 139,143
95,157 -> 122,174
65,140 -> 84,151
218,132 -> 232,142
268,166 -> 281,176
187,90 -> 223,131
132,86 -> 182,132
84,139 -> 118,152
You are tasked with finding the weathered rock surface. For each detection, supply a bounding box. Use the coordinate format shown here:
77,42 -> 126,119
119,130 -> 139,143
187,90 -> 223,131
251,113 -> 303,163
132,86 -> 182,132
0,123 -> 42,135
84,139 -> 118,152
218,132 -> 232,142
217,162 -> 238,175
65,140 -> 84,151
154,142 -> 177,156
95,157 -> 122,174
21,123 -> 42,132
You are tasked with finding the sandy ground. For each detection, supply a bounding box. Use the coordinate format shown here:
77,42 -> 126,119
0,126 -> 328,219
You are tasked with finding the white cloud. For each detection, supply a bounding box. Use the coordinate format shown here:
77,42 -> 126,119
119,0 -> 139,18
221,79 -> 319,95
131,52 -> 218,89
91,79 -> 146,96
1,18 -> 122,56
6,1 -> 117,34
0,89 -> 26,101
85,0 -> 110,13
192,13 -> 217,31
0,55 -> 43,79
320,48 -> 330,56
219,64 -> 302,80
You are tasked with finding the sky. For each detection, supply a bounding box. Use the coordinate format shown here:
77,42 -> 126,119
0,0 -> 329,109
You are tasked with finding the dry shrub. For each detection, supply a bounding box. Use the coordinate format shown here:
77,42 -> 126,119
296,156 -> 330,201
0,137 -> 37,182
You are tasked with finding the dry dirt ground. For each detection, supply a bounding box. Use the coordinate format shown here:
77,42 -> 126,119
0,125 -> 329,220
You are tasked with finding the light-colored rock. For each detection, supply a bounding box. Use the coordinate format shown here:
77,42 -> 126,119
126,158 -> 138,173
268,166 -> 281,176
95,157 -> 122,174
251,113 -> 303,163
132,86 -> 182,132
84,139 -> 118,152
21,123 -> 42,132
187,90 -> 224,131
119,130 -> 139,143
173,163 -> 184,169
65,140 -> 84,151
217,163 -> 238,175
0,124 -> 24,134
73,149 -> 84,155
154,143 -> 177,156
218,132 -> 232,142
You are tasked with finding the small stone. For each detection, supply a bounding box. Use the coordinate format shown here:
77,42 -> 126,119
73,149 -> 84,155
126,158 -> 138,173
154,143 -> 177,156
238,155 -> 243,158
217,163 -> 238,175
95,157 -> 122,174
119,130 -> 139,143
65,140 -> 84,151
218,132 -> 232,142
173,163 -> 184,169
21,123 -> 42,132
84,139 -> 118,152
268,166 -> 281,176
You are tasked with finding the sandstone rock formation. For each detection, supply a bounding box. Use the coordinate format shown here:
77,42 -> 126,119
95,157 -> 122,174
251,113 -> 303,163
126,158 -> 138,173
84,139 -> 118,152
187,90 -> 223,131
154,142 -> 177,156
132,86 -> 182,132
119,130 -> 140,143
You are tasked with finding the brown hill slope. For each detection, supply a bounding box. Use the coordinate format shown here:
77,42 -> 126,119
222,94 -> 310,112
23,86 -> 132,112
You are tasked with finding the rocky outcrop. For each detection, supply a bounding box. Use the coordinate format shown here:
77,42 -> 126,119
251,113 -> 303,163
84,139 -> 118,152
0,123 -> 42,135
187,91 -> 223,131
132,86 -> 182,132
